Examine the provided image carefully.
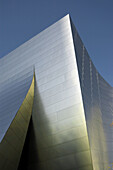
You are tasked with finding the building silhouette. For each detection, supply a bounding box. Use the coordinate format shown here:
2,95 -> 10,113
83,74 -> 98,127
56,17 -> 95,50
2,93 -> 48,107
0,14 -> 113,170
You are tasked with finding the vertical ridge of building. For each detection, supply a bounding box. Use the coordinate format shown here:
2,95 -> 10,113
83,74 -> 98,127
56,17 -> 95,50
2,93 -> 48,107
69,15 -> 94,170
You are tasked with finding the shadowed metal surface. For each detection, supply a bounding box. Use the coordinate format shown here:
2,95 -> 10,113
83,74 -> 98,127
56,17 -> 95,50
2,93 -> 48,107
71,19 -> 113,170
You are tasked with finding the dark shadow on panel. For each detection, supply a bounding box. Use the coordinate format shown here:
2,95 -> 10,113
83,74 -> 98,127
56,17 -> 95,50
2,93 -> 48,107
17,117 -> 39,170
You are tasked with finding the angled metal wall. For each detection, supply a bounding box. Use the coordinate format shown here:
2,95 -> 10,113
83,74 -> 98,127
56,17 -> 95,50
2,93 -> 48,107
71,19 -> 113,170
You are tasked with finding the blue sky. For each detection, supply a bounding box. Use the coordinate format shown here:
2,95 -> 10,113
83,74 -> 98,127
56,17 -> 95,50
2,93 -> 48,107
0,0 -> 113,85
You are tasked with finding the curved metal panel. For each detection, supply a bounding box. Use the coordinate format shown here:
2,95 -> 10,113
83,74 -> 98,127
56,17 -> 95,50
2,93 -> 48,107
0,74 -> 35,170
0,67 -> 34,142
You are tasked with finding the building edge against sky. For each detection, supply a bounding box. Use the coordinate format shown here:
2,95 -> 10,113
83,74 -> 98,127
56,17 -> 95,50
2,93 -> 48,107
0,14 -> 113,170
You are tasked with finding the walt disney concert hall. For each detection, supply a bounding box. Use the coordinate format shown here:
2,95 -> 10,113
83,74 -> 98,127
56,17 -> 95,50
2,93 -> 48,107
0,15 -> 113,170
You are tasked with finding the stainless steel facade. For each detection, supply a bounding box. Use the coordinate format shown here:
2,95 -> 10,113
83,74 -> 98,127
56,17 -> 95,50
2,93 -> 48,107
71,21 -> 113,169
0,14 -> 113,170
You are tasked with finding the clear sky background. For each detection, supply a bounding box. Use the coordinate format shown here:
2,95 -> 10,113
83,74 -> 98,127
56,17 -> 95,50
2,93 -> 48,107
0,0 -> 113,85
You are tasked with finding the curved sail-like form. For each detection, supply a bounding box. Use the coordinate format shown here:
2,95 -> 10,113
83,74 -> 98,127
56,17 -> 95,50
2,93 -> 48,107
0,14 -> 113,170
0,73 -> 35,170
0,67 -> 34,141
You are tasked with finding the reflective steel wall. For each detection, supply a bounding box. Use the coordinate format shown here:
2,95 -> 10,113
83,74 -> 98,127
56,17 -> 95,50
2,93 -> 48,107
71,19 -> 113,170
0,14 -> 113,170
